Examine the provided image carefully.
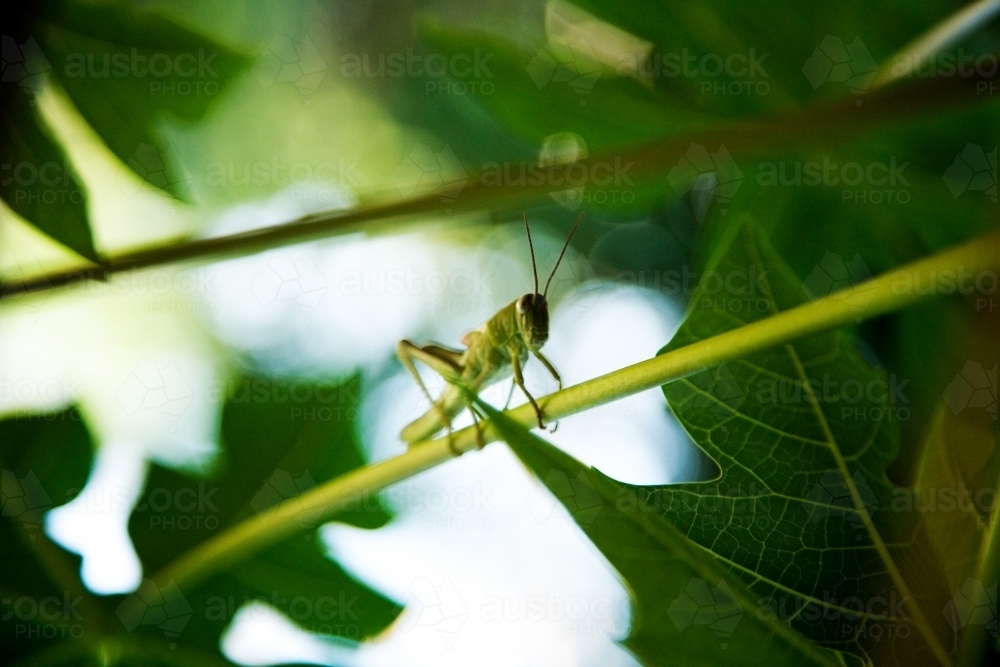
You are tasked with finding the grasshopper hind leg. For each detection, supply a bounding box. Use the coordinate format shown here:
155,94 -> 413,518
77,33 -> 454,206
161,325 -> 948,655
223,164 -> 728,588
396,340 -> 465,456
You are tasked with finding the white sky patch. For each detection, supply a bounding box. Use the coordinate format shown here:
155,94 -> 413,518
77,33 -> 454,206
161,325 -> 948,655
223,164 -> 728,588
202,188 -> 515,378
221,601 -> 359,666
44,441 -> 147,594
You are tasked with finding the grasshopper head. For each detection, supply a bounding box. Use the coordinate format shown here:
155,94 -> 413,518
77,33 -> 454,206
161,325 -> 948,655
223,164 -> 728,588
516,293 -> 549,349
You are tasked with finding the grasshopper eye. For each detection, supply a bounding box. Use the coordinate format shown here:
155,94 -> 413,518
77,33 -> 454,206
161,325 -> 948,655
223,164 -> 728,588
516,295 -> 531,313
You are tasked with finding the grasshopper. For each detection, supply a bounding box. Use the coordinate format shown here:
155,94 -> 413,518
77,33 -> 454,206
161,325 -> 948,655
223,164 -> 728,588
397,212 -> 585,455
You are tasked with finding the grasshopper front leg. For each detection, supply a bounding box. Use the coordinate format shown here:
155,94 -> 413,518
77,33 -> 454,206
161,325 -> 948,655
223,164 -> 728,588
531,349 -> 562,432
532,350 -> 562,391
509,345 -> 546,430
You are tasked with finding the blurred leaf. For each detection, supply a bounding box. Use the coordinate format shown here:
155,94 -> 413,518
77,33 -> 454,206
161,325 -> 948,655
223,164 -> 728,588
417,22 -> 709,213
564,0 -> 999,107
481,400 -> 841,667
2,1 -> 247,257
24,0 -> 248,201
0,409 -> 100,664
126,373 -> 401,652
1,80 -> 96,259
655,221 -> 954,665
915,403 -> 999,593
419,21 -> 707,151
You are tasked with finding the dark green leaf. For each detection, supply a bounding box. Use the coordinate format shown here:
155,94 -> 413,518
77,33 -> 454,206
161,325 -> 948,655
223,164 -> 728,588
33,0 -> 249,201
564,0 -> 999,108
1,80 -> 95,259
419,21 -> 707,151
0,409 -> 102,664
656,222 -> 953,665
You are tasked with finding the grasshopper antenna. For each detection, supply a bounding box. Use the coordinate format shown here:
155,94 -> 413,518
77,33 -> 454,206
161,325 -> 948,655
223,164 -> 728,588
543,211 -> 585,298
524,212 -> 539,294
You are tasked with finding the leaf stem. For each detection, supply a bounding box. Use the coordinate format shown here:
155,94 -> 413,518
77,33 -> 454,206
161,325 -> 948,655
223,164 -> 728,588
872,0 -> 1000,88
153,227 -> 1000,591
2,72 -> 991,299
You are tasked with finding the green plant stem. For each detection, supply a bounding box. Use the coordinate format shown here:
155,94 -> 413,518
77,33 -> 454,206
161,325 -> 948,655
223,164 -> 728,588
2,71 -> 992,299
152,227 -> 1000,592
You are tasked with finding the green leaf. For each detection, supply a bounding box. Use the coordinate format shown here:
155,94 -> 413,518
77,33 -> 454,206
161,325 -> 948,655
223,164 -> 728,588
656,221 -> 953,665
419,21 -> 707,151
1,79 -> 96,259
915,402 -> 999,593
126,374 -> 401,652
417,22 -> 710,214
2,1 -> 247,257
911,305 -> 1000,667
563,0 -> 998,107
479,400 -> 841,667
33,0 -> 249,201
0,409 -> 101,665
